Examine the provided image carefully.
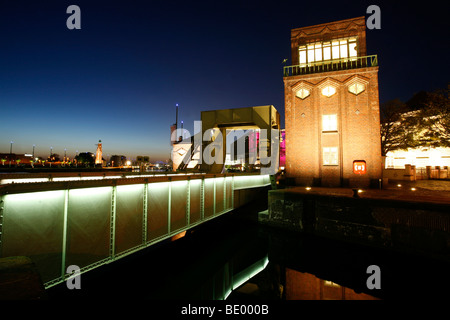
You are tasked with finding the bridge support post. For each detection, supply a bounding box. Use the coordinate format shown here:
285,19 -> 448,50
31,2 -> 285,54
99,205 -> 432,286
61,189 -> 69,282
110,185 -> 117,259
231,176 -> 235,209
201,177 -> 205,220
0,196 -> 4,258
223,176 -> 227,212
168,178 -> 171,234
143,182 -> 148,245
186,178 -> 191,227
213,176 -> 216,216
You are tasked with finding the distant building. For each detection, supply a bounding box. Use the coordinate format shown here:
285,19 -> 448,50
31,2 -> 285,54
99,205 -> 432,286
110,155 -> 127,167
283,17 -> 382,187
0,153 -> 33,166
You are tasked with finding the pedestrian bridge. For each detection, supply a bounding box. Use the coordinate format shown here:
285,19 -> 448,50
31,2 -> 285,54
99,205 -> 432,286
0,172 -> 271,288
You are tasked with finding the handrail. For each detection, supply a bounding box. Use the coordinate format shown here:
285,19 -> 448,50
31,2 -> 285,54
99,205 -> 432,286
283,55 -> 378,77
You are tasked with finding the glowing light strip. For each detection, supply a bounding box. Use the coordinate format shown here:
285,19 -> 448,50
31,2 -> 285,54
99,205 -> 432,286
223,256 -> 269,300
125,174 -> 155,178
0,178 -> 50,184
80,176 -> 104,181
53,177 -> 82,181
1,172 -> 243,185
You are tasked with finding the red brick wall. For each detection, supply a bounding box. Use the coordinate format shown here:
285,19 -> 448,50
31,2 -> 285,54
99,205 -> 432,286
284,68 -> 382,187
284,18 -> 381,187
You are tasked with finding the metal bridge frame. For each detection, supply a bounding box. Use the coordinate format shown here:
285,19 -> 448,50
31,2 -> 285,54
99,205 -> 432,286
0,173 -> 270,289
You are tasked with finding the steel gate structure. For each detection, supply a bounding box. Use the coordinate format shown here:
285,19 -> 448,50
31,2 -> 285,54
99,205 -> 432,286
0,172 -> 271,288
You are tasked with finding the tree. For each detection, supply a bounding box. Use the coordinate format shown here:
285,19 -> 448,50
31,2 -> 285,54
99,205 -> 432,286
406,90 -> 430,111
48,153 -> 60,162
75,152 -> 95,167
380,99 -> 420,156
416,89 -> 450,147
380,89 -> 450,157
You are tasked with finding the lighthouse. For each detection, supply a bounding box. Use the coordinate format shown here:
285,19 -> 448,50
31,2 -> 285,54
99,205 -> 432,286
95,140 -> 103,167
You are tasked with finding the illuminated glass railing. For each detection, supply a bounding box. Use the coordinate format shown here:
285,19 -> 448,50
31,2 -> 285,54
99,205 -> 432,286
0,173 -> 271,289
283,55 -> 378,76
0,172 -> 207,185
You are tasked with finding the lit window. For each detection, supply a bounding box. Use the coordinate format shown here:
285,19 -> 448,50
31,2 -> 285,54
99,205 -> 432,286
340,40 -> 348,58
323,147 -> 338,165
298,38 -> 358,64
315,43 -> 322,61
307,44 -> 315,64
332,41 -> 340,59
296,88 -> 310,99
322,114 -> 338,131
349,38 -> 357,58
322,86 -> 336,97
299,46 -> 307,64
323,42 -> 331,60
348,82 -> 365,95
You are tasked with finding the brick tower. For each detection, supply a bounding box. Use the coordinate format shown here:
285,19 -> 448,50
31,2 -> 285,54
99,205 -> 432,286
283,17 -> 382,188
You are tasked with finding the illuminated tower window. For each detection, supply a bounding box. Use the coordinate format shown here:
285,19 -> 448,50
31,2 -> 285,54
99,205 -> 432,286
348,38 -> 358,58
322,114 -> 338,131
340,40 -> 348,58
321,86 -> 336,97
298,37 -> 358,65
299,47 -> 307,65
323,41 -> 331,60
323,147 -> 338,165
296,88 -> 310,99
348,82 -> 365,95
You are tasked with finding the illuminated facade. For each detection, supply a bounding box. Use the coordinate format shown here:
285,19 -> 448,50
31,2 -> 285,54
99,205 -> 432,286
283,17 -> 382,187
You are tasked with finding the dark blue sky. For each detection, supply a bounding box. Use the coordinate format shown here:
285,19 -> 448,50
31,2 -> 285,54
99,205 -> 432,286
1,0 -> 448,161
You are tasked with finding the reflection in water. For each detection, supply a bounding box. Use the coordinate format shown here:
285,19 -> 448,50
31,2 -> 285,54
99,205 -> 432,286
284,269 -> 378,300
47,200 -> 449,301
231,264 -> 378,300
170,231 -> 187,242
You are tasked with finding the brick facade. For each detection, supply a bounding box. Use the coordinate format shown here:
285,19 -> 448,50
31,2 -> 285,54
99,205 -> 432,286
284,17 -> 382,187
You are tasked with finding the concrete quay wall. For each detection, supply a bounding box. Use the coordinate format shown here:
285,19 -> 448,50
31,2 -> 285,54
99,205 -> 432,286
262,187 -> 450,262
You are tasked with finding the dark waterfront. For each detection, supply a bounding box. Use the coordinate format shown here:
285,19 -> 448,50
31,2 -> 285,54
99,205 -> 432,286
46,197 -> 450,302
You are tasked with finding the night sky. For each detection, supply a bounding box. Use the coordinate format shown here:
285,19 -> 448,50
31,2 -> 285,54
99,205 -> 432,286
1,0 -> 448,161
